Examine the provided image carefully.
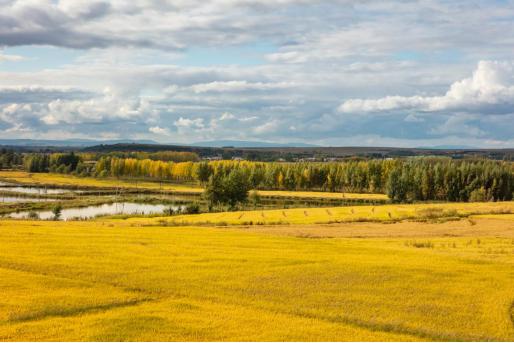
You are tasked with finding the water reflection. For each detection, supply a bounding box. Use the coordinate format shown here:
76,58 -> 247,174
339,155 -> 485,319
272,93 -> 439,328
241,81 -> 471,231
0,196 -> 56,203
0,182 -> 83,194
9,202 -> 179,220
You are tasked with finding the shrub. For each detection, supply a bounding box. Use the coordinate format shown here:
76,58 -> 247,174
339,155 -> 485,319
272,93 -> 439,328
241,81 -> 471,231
27,211 -> 39,220
164,207 -> 175,216
469,187 -> 487,202
183,203 -> 200,214
204,169 -> 250,208
405,240 -> 434,248
249,190 -> 261,207
52,204 -> 62,221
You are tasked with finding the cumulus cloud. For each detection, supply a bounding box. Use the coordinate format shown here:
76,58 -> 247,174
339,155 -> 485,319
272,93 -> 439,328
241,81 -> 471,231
339,61 -> 514,115
174,117 -> 205,131
148,126 -> 170,135
2,1 -> 514,146
0,86 -> 156,134
0,0 -> 328,50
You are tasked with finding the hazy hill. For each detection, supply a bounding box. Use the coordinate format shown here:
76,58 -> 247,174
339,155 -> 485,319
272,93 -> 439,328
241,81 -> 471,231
191,140 -> 318,148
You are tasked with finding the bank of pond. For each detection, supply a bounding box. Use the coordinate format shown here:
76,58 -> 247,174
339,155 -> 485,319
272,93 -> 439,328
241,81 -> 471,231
8,202 -> 183,220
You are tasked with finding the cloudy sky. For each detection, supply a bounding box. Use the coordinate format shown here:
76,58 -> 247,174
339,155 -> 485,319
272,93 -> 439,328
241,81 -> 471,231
1,0 -> 514,147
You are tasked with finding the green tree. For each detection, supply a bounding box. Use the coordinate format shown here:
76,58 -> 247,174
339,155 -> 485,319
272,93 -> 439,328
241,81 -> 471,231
195,162 -> 212,184
204,169 -> 250,209
52,204 -> 62,221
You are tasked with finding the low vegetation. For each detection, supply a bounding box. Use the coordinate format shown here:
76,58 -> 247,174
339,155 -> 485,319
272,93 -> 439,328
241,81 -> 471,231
2,150 -> 513,203
0,171 -> 387,202
1,153 -> 514,341
0,220 -> 513,341
122,201 -> 514,227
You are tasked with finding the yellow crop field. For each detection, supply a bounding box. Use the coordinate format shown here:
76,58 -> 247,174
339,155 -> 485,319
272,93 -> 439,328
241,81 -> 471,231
0,219 -> 513,341
257,190 -> 388,200
123,200 -> 514,226
0,171 -> 202,194
472,214 -> 514,220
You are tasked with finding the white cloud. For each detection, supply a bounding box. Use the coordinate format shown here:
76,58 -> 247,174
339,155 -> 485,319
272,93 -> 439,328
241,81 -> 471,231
0,53 -> 26,62
404,113 -> 424,123
339,61 -> 514,115
148,126 -> 170,135
0,86 -> 155,127
190,81 -> 293,93
431,113 -> 485,137
253,120 -> 278,134
42,89 -> 154,125
219,112 -> 235,120
2,2 -> 514,146
174,117 -> 205,131
5,123 -> 32,133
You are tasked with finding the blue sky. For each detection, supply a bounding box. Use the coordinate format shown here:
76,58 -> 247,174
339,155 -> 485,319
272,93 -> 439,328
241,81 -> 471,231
1,0 -> 514,147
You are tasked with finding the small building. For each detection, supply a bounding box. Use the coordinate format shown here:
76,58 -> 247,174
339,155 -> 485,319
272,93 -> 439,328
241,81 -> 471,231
203,155 -> 222,161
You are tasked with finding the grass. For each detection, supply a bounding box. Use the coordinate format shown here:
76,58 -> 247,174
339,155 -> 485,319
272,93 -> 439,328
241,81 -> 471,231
0,171 -> 203,194
2,171 -> 514,341
0,219 -> 513,341
472,214 -> 514,220
240,217 -> 514,239
121,201 -> 514,226
257,190 -> 388,200
0,171 -> 388,201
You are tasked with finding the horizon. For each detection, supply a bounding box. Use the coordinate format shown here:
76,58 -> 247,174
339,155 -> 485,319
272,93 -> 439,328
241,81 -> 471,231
1,1 -> 514,148
1,137 -> 512,151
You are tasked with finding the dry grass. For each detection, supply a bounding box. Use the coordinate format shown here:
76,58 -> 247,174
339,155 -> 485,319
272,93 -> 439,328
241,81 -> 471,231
0,219 -> 513,341
237,217 -> 514,239
0,171 -> 202,194
123,201 -> 514,227
257,190 -> 388,200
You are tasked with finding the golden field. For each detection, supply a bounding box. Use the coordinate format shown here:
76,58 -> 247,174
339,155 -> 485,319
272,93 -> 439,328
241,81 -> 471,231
0,170 -> 387,200
256,190 -> 388,200
0,218 -> 514,341
0,171 -> 203,194
2,171 -> 514,341
122,200 -> 514,226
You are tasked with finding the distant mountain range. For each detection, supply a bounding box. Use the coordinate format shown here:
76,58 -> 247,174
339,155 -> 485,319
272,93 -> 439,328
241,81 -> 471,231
0,139 -> 318,148
416,145 -> 479,150
190,140 -> 319,148
0,139 -> 503,152
0,139 -> 159,147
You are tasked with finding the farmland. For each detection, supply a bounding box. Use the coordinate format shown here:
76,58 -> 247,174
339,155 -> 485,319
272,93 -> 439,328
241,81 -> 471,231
1,218 -> 514,341
1,164 -> 514,341
0,171 -> 203,194
121,201 -> 514,226
0,170 -> 387,201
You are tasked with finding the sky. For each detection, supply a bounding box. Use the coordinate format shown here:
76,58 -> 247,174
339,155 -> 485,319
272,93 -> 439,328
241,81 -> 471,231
1,0 -> 514,147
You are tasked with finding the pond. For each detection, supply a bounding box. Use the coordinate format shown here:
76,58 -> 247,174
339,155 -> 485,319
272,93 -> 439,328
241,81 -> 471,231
8,202 -> 180,220
0,182 -> 85,195
0,196 -> 56,203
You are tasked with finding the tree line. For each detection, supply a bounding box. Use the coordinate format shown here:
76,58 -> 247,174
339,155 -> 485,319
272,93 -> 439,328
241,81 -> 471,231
24,153 -> 82,174
80,151 -> 200,163
2,150 -> 512,203
92,156 -> 513,202
0,149 -> 23,169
